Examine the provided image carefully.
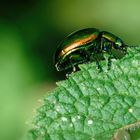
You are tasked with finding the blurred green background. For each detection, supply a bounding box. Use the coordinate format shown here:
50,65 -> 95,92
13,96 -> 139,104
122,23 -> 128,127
0,0 -> 140,140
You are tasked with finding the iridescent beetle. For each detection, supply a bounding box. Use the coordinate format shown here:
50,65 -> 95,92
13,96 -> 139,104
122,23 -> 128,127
54,28 -> 127,72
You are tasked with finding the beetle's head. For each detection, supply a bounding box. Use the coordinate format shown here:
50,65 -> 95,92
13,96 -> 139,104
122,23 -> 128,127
111,38 -> 127,59
114,38 -> 127,53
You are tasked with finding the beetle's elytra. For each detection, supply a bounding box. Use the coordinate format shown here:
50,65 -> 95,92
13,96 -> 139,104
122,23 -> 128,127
54,28 -> 127,72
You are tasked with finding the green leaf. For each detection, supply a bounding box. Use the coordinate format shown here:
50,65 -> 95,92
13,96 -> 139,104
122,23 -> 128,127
28,47 -> 140,140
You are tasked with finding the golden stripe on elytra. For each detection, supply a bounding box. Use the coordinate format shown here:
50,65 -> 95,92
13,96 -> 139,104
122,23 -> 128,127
59,34 -> 97,57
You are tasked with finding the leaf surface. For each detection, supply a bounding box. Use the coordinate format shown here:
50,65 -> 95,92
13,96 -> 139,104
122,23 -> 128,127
28,47 -> 140,140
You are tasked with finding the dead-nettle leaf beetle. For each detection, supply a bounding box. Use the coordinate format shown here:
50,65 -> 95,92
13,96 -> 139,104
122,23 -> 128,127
54,28 -> 127,72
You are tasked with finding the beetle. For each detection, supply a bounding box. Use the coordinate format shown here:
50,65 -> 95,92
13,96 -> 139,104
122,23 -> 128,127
54,28 -> 127,73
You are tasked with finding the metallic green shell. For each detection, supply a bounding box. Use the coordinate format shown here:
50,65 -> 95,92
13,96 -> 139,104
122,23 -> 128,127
54,28 -> 100,69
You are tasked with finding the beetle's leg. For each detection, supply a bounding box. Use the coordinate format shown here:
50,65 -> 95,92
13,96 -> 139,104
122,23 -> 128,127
108,55 -> 112,70
96,61 -> 103,72
69,56 -> 78,72
66,65 -> 79,77
66,63 -> 77,78
89,51 -> 103,72
66,72 -> 71,78
73,66 -> 77,72
90,54 -> 103,71
66,66 -> 77,77
107,51 -> 114,70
